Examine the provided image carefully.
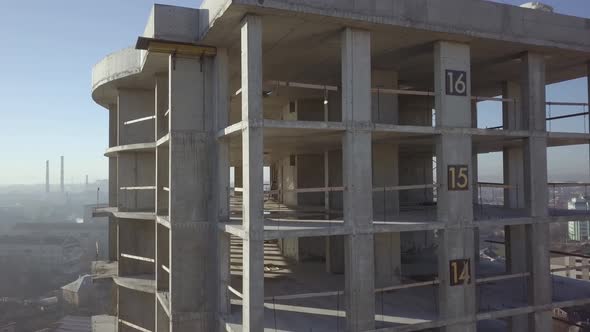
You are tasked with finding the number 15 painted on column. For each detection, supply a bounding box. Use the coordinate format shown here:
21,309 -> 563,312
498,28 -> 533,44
448,165 -> 469,191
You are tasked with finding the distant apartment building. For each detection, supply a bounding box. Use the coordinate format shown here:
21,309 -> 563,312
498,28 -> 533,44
552,256 -> 590,281
569,197 -> 590,241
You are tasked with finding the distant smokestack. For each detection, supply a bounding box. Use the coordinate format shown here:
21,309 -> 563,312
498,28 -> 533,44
60,156 -> 64,193
85,175 -> 89,190
46,160 -> 50,193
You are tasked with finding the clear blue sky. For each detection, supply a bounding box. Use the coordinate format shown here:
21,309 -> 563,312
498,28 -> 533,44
0,0 -> 588,185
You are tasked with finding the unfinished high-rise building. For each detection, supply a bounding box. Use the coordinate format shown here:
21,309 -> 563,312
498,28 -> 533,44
91,1 -> 590,331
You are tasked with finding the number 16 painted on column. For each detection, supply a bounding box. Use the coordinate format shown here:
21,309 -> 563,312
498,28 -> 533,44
445,70 -> 467,96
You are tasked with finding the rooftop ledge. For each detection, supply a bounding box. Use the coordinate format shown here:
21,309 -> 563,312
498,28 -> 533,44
202,0 -> 590,52
92,1 -> 590,108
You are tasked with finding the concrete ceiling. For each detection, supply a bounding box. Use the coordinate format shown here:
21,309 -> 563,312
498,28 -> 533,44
201,3 -> 590,98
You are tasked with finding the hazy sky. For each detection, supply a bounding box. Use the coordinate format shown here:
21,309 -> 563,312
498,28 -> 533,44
0,0 -> 588,185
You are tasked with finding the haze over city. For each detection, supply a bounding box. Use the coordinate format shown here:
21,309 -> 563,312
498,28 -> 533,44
0,0 -> 589,185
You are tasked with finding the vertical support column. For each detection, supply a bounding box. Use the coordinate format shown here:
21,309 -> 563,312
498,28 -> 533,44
471,100 -> 479,204
502,80 -> 528,331
155,74 -> 169,216
502,81 -> 526,268
60,156 -> 64,193
154,73 -> 169,332
46,160 -> 50,193
168,54 -> 216,331
435,41 -> 476,332
521,52 -> 551,332
241,15 -> 265,332
108,104 -> 118,262
214,48 -> 231,316
471,101 -> 480,266
373,143 -> 401,287
155,74 -> 169,140
341,27 -> 375,332
588,63 -> 590,133
324,150 -> 330,213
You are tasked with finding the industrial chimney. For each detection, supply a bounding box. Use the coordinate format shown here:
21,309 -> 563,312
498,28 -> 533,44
46,160 -> 50,193
60,156 -> 64,193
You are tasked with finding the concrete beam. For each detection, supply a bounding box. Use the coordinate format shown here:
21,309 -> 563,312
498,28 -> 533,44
240,15 -> 265,332
341,27 -> 375,332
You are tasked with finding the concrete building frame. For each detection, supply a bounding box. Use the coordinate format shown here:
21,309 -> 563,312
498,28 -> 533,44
90,1 -> 590,331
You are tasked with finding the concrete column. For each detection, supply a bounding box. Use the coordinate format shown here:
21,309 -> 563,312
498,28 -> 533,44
373,143 -> 400,216
214,48 -> 231,316
45,160 -> 50,194
434,41 -> 476,332
280,155 -> 298,207
502,80 -> 527,269
372,72 -> 400,289
521,52 -> 552,332
324,151 -> 346,274
502,81 -> 527,332
324,150 -> 330,213
108,104 -> 118,262
60,156 -> 64,193
326,151 -> 345,274
155,75 -> 169,217
471,101 -> 479,265
471,100 -> 479,204
588,63 -> 590,133
341,27 -> 375,332
241,15 -> 265,332
234,166 -> 243,189
154,73 -> 169,332
168,54 -> 216,331
503,82 -> 525,209
155,74 -> 169,139
373,143 -> 401,287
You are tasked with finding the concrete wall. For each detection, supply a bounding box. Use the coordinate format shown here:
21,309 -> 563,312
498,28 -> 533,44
297,154 -> 325,206
118,219 -> 155,276
118,287 -> 155,332
117,89 -> 155,145
117,152 -> 155,212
